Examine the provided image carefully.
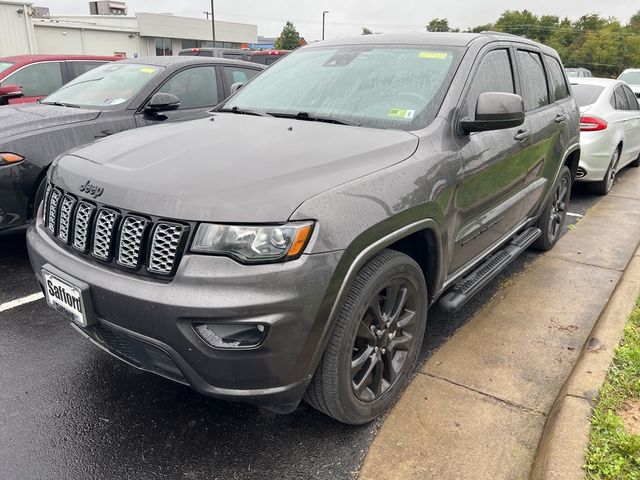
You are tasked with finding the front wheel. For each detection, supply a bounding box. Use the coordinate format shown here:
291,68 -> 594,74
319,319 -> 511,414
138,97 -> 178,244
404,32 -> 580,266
533,165 -> 572,251
304,249 -> 428,424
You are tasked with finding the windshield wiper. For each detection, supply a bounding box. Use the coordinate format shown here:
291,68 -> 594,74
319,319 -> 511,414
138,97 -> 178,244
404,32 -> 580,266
268,111 -> 360,126
215,106 -> 273,117
40,101 -> 81,108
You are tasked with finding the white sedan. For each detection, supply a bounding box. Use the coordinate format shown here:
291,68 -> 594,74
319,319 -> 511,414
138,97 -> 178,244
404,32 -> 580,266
571,77 -> 640,194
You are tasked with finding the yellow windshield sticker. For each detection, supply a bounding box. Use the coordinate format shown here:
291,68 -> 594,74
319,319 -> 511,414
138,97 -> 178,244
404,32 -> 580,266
388,108 -> 415,120
418,51 -> 449,59
140,68 -> 156,73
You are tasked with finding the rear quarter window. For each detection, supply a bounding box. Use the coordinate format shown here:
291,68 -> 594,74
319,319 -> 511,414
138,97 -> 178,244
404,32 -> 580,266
544,55 -> 569,101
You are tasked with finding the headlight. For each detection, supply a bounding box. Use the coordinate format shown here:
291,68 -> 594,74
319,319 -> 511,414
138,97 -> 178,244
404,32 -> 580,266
191,221 -> 314,263
0,153 -> 24,166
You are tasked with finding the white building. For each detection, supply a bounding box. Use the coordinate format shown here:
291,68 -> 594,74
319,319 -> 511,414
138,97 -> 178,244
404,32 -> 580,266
0,1 -> 258,58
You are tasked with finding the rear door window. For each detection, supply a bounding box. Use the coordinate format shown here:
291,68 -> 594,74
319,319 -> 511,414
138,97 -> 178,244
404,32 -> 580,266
614,86 -> 631,110
1,62 -> 64,96
222,66 -> 260,87
517,50 -> 550,111
544,55 -> 569,101
156,66 -> 219,109
465,49 -> 515,118
67,61 -> 108,79
622,84 -> 639,111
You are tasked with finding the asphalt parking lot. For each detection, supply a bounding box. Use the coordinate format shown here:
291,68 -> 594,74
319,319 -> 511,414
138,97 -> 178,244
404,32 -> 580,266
0,180 -> 609,480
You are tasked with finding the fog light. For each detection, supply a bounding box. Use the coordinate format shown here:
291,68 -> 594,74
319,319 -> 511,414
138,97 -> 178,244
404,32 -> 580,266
194,323 -> 266,349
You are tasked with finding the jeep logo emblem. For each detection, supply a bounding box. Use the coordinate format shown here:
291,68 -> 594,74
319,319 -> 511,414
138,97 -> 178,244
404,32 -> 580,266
79,181 -> 104,199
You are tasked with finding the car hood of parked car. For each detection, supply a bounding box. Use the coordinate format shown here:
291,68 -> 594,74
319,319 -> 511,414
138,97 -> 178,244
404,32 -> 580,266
51,113 -> 420,223
0,103 -> 100,141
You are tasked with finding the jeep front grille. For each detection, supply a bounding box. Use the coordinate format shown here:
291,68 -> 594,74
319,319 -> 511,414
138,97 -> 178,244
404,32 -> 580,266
43,184 -> 187,277
148,223 -> 185,275
117,216 -> 148,268
57,195 -> 77,244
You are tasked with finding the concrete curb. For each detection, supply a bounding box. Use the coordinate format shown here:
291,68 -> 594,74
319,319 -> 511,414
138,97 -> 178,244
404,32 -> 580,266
531,248 -> 640,480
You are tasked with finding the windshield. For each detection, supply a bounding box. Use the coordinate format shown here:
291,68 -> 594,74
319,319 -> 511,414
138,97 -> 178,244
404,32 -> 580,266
44,63 -> 162,109
565,69 -> 578,78
619,71 -> 640,85
224,44 -> 463,130
571,84 -> 605,107
0,62 -> 14,76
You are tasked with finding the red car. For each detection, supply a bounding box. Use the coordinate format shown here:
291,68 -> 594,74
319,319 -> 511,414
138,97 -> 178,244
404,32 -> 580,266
0,54 -> 121,105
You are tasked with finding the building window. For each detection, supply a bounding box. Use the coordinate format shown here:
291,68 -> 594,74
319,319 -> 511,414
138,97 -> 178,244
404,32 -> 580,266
155,38 -> 172,56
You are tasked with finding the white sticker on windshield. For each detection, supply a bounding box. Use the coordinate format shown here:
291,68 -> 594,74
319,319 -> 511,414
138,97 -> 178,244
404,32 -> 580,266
388,108 -> 415,120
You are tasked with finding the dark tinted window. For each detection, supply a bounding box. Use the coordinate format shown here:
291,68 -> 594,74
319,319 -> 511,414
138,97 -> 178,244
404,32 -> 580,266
155,38 -> 172,56
622,84 -> 639,110
517,50 -> 549,111
157,66 -> 218,109
465,49 -> 515,117
222,53 -> 243,59
222,66 -> 259,86
67,61 -> 108,79
545,55 -> 569,101
249,56 -> 267,65
1,62 -> 64,96
614,86 -> 631,110
571,84 -> 604,107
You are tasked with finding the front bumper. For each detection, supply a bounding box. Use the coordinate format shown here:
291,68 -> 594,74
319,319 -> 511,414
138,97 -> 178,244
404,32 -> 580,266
27,217 -> 344,409
576,130 -> 618,182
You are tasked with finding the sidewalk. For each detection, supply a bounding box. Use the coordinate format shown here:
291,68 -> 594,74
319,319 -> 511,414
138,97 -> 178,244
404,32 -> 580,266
359,168 -> 640,480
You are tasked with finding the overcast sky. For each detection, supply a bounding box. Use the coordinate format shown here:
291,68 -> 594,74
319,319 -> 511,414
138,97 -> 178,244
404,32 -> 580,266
44,0 -> 640,40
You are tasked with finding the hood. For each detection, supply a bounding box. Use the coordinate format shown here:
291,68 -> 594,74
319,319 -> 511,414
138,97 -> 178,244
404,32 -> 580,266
51,114 -> 419,222
0,103 -> 100,140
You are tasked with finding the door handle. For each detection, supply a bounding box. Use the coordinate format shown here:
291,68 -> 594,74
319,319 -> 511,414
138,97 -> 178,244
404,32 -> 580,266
514,129 -> 529,142
555,114 -> 567,123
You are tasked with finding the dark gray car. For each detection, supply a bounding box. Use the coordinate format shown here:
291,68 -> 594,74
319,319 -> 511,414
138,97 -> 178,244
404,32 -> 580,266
27,33 -> 580,424
0,56 -> 263,236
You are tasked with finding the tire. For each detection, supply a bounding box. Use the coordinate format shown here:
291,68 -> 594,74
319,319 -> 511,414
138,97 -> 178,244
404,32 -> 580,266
304,249 -> 428,424
533,165 -> 572,251
589,147 -> 620,195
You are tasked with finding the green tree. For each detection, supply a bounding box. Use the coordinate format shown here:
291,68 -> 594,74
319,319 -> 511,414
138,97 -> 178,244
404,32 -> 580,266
427,18 -> 450,32
275,21 -> 301,50
627,10 -> 640,33
362,27 -> 374,35
470,23 -> 493,33
494,10 -> 540,38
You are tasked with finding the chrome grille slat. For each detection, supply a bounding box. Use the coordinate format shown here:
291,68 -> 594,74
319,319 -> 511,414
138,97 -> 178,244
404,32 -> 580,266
47,189 -> 62,235
43,183 -> 52,222
57,195 -> 77,244
148,223 -> 184,275
92,208 -> 119,261
117,216 -> 147,268
73,202 -> 96,252
44,185 -> 185,277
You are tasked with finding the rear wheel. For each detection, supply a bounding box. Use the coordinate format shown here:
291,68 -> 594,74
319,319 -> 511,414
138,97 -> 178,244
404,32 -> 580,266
533,165 -> 572,251
589,147 -> 620,195
304,249 -> 428,424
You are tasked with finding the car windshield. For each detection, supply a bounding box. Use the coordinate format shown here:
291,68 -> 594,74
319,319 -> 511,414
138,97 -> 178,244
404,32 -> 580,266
571,84 -> 605,107
565,69 -> 578,77
224,44 -> 463,130
0,61 -> 14,75
619,71 -> 640,85
43,63 -> 162,109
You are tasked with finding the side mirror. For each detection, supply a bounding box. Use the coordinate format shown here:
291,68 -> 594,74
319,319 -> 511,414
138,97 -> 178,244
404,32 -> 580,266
230,82 -> 244,95
460,92 -> 525,133
0,84 -> 23,105
145,92 -> 180,113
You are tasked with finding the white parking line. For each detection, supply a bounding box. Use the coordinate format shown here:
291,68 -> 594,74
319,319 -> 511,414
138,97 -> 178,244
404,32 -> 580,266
566,212 -> 583,218
0,292 -> 45,313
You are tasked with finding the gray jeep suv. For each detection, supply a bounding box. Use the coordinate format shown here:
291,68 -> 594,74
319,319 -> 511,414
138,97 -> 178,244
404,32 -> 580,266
27,33 -> 580,424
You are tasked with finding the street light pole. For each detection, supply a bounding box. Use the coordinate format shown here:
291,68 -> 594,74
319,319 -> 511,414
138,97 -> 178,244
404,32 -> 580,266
210,0 -> 216,46
322,10 -> 329,41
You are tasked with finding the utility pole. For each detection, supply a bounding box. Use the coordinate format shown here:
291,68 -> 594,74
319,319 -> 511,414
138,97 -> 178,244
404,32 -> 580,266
322,10 -> 329,41
210,0 -> 216,46
203,11 -> 211,19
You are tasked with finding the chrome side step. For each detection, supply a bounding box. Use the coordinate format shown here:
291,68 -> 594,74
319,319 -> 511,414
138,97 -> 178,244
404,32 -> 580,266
438,227 -> 541,313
